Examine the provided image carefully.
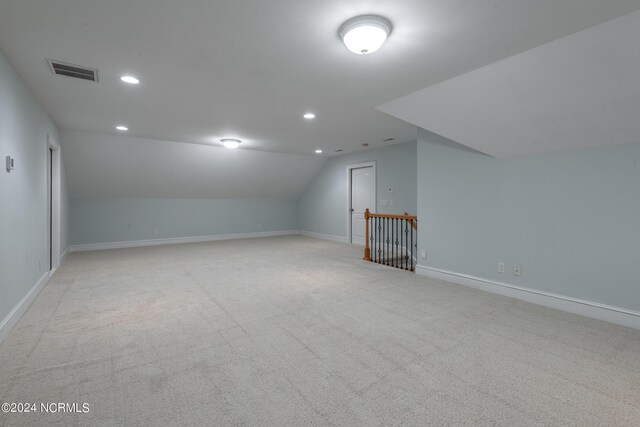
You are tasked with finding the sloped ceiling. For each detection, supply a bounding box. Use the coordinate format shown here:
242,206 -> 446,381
62,131 -> 326,199
1,0 -> 640,157
378,9 -> 640,158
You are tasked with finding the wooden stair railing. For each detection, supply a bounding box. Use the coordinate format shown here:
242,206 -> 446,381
364,209 -> 418,271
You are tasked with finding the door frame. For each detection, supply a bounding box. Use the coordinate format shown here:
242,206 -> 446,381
47,134 -> 61,272
346,161 -> 376,245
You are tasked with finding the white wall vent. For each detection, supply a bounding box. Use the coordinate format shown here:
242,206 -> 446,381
47,59 -> 98,82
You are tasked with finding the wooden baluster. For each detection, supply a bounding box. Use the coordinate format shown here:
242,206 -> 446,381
363,208 -> 371,261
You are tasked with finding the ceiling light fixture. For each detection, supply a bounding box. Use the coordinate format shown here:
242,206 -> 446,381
304,113 -> 316,119
221,138 -> 241,149
339,15 -> 392,55
116,125 -> 128,131
120,75 -> 140,85
315,149 -> 323,154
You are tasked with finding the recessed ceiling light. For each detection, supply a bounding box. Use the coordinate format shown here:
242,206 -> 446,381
221,138 -> 241,149
315,149 -> 323,154
116,125 -> 128,131
120,75 -> 140,85
304,113 -> 316,119
339,15 -> 392,55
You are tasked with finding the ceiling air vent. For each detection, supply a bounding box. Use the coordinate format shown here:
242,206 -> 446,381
47,59 -> 98,82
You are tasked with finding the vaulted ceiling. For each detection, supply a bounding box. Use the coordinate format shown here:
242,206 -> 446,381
62,131 -> 325,199
379,9 -> 640,157
1,0 -> 639,158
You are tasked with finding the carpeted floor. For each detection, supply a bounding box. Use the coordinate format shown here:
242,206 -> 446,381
0,235 -> 639,426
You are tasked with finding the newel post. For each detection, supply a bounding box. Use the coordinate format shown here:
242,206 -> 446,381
363,208 -> 371,261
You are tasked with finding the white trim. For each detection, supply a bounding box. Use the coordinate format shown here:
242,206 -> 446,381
70,230 -> 299,252
50,247 -> 70,275
60,247 -> 69,263
346,161 -> 377,245
298,230 -> 347,243
47,134 -> 61,271
0,272 -> 50,345
416,265 -> 640,330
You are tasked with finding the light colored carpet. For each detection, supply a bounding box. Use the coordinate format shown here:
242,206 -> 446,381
1,235 -> 639,426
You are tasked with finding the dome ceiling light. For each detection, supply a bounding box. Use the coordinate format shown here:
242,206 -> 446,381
339,15 -> 392,55
221,138 -> 241,149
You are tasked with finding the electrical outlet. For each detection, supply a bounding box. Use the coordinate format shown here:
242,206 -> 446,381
153,229 -> 159,235
497,262 -> 505,274
420,250 -> 427,259
257,223 -> 262,229
513,264 -> 521,276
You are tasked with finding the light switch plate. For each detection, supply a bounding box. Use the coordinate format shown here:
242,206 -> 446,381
6,155 -> 14,172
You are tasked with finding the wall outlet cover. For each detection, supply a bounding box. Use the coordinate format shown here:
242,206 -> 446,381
498,262 -> 505,274
513,264 -> 522,276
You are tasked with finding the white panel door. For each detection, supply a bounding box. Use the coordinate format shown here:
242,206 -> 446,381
351,166 -> 374,245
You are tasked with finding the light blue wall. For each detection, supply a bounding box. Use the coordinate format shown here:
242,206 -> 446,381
298,142 -> 417,238
0,51 -> 70,325
71,198 -> 297,245
417,128 -> 640,312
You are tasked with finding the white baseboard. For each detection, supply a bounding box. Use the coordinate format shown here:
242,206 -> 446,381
0,272 -> 50,345
297,230 -> 347,243
416,265 -> 640,330
70,230 -> 299,252
59,247 -> 69,264
48,247 -> 70,275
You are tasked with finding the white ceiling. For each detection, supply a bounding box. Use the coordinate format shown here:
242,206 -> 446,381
2,0 -> 639,156
62,131 -> 326,199
378,9 -> 640,157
